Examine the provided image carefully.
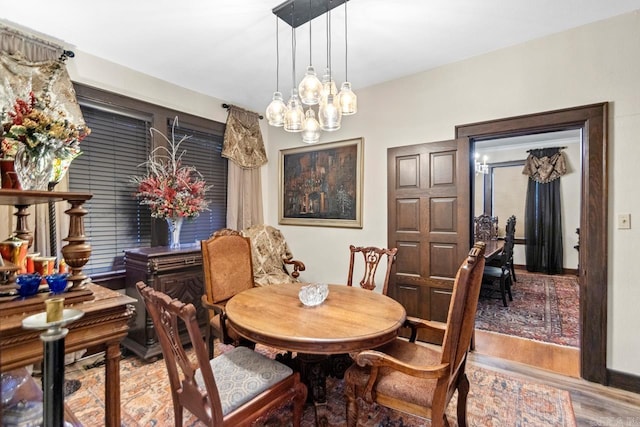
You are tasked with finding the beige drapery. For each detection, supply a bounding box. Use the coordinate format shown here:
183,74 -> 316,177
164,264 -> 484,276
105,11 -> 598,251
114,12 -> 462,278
0,24 -> 83,258
222,105 -> 266,230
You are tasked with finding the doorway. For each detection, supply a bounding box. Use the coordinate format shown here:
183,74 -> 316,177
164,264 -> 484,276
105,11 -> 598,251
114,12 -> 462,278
456,103 -> 608,384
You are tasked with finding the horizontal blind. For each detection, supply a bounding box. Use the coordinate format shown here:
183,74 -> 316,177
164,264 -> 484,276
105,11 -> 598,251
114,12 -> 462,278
171,123 -> 227,244
69,107 -> 151,274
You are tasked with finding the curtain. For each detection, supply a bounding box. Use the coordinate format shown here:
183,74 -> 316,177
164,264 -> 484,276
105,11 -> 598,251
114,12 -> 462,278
222,105 -> 266,230
0,24 -> 83,259
522,147 -> 567,274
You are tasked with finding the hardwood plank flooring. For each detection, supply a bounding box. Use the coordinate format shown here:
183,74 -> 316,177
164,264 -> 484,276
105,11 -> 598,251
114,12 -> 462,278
470,331 -> 640,426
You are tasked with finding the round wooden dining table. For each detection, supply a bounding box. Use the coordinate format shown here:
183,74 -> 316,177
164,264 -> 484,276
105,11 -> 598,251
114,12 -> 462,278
226,282 -> 406,425
225,282 -> 407,354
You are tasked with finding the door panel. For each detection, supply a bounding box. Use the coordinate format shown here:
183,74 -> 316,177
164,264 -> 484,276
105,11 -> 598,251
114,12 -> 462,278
388,138 -> 470,324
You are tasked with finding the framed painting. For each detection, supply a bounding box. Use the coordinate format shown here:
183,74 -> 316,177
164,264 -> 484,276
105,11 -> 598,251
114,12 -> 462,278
279,137 -> 363,228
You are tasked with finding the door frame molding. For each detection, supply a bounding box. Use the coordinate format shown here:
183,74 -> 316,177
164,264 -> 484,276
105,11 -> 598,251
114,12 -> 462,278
455,103 -> 608,384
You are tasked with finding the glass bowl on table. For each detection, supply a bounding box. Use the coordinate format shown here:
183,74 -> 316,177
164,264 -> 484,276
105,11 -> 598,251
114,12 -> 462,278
45,273 -> 69,295
298,283 -> 329,307
15,273 -> 42,298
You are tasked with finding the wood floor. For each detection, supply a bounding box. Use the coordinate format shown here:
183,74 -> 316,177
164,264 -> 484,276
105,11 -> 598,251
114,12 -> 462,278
470,331 -> 640,426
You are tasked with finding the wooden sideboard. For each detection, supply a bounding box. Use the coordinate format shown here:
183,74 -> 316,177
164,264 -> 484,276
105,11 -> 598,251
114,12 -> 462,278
122,245 -> 208,360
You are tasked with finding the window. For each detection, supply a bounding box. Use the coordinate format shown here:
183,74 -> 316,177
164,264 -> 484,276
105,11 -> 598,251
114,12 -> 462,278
69,85 -> 227,276
69,106 -> 152,274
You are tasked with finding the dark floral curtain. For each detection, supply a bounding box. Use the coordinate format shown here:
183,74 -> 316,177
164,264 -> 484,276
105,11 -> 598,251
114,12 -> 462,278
522,147 -> 567,274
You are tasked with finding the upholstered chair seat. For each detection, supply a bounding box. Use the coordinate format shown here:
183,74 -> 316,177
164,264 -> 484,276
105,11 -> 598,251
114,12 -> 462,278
195,346 -> 294,415
345,339 -> 442,412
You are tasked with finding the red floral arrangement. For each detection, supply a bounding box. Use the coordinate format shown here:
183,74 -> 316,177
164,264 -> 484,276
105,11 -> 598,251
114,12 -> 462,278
1,90 -> 90,158
132,119 -> 210,220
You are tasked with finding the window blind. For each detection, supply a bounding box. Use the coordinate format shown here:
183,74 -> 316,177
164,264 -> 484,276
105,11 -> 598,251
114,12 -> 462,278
69,106 -> 152,274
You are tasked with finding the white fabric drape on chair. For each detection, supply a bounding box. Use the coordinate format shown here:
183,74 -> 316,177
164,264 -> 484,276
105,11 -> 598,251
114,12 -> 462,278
222,105 -> 267,230
0,24 -> 83,258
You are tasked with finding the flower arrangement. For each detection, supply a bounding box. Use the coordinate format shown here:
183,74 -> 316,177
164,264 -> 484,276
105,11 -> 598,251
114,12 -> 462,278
132,118 -> 210,220
1,90 -> 90,159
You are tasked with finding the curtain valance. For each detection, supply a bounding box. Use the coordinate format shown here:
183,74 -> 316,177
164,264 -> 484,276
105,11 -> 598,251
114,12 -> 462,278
522,148 -> 567,184
0,24 -> 87,130
222,105 -> 267,169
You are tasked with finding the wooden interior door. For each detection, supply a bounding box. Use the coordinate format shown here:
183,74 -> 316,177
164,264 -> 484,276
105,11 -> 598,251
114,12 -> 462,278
387,138 -> 470,326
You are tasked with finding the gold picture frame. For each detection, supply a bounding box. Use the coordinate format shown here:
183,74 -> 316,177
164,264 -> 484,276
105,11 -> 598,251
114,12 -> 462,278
279,138 -> 363,228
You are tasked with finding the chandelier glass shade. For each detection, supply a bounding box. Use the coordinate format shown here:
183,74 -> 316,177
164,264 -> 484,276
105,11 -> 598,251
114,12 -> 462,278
284,89 -> 305,132
298,66 -> 323,105
266,91 -> 287,126
267,0 -> 356,143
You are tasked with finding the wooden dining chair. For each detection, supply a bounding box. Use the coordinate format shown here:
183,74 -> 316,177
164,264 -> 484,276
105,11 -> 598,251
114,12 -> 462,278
487,215 -> 517,284
136,282 -> 307,427
344,242 -> 486,427
347,245 -> 398,295
201,228 -> 254,353
482,233 -> 514,306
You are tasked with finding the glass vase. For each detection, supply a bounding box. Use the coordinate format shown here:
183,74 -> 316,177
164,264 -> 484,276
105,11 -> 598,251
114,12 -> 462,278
166,217 -> 184,249
13,145 -> 55,191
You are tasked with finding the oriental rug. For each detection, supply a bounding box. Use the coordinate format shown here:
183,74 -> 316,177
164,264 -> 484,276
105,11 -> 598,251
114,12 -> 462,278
64,343 -> 576,426
475,271 -> 579,347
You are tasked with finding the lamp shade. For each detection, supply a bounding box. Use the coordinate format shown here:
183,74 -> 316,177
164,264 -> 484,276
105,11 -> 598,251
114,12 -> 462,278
318,93 -> 341,131
284,90 -> 304,132
266,91 -> 287,127
338,82 -> 357,115
298,66 -> 323,106
301,109 -> 321,144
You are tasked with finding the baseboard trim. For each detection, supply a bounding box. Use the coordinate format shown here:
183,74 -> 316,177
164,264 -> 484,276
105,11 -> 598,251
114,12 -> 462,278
608,369 -> 640,394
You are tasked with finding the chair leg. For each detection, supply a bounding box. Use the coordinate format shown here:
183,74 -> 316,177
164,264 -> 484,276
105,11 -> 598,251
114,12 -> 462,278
511,263 -> 517,282
292,379 -> 307,427
500,277 -> 508,307
456,373 -> 470,427
345,382 -> 359,427
507,275 -> 513,301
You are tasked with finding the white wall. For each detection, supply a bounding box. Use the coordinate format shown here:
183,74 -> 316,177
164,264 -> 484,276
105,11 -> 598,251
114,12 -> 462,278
62,10 -> 640,376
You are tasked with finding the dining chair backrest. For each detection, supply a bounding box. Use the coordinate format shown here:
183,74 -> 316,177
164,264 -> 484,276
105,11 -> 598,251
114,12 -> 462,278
200,228 -> 254,347
136,282 -> 307,427
347,245 -> 398,295
474,214 -> 499,241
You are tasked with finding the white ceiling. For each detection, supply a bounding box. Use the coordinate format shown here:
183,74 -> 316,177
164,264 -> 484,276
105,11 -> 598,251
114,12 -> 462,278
3,1 -> 640,113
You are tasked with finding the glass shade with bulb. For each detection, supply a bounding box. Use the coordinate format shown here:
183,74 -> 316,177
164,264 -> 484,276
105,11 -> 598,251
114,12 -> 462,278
265,91 -> 287,126
301,109 -> 321,144
284,89 -> 304,132
318,93 -> 342,131
298,66 -> 323,105
338,82 -> 357,115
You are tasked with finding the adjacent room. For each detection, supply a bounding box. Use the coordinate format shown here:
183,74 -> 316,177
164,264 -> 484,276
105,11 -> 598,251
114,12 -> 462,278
1,1 -> 640,426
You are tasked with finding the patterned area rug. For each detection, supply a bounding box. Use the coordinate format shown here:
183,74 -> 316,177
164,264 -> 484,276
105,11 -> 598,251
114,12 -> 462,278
475,271 -> 579,347
64,343 -> 576,426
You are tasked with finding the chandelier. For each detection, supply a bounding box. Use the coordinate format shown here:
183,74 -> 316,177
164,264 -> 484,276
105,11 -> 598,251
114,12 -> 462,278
265,0 -> 357,144
475,153 -> 489,175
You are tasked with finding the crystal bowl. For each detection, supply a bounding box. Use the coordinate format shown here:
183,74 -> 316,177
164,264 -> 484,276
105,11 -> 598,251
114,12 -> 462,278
299,283 -> 329,307
16,274 -> 42,297
45,273 -> 69,294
